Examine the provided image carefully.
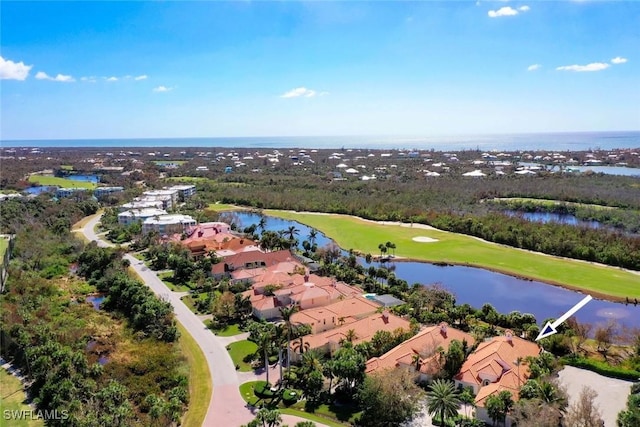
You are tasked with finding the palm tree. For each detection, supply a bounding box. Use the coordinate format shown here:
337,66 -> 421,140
284,225 -> 299,241
255,326 -> 275,385
291,335 -> 310,357
279,304 -> 299,379
342,329 -> 358,344
256,408 -> 283,427
426,379 -> 460,427
258,215 -> 267,233
301,349 -> 324,375
378,243 -> 387,257
308,229 -> 318,246
485,391 -> 513,427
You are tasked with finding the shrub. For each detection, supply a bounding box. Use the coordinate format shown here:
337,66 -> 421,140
254,381 -> 276,399
281,389 -> 299,406
562,356 -> 640,381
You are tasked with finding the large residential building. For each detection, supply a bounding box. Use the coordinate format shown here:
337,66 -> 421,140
93,186 -> 124,198
142,214 -> 196,235
118,208 -> 168,226
289,311 -> 411,362
56,188 -> 87,198
366,323 -> 475,380
291,296 -> 381,334
119,200 -> 164,212
141,189 -> 178,209
454,331 -> 541,427
166,184 -> 196,201
173,222 -> 257,258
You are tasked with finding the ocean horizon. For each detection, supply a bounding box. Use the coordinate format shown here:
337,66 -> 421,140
2,130 -> 640,151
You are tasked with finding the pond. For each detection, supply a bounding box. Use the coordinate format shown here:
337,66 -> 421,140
86,294 -> 105,310
67,174 -> 99,183
519,163 -> 640,177
504,210 -> 603,229
232,212 -> 640,329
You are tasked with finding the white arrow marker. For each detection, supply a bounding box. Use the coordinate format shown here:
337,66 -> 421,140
535,294 -> 593,341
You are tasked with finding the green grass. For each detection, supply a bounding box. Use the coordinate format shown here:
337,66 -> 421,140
238,382 -> 351,426
0,238 -> 9,259
206,203 -> 244,212
176,322 -> 212,427
157,271 -> 192,292
213,323 -> 243,337
226,340 -> 258,372
60,165 -> 74,170
0,368 -> 44,427
266,210 -> 640,300
27,175 -> 97,189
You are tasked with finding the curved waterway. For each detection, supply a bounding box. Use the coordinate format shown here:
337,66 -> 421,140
230,212 -> 640,329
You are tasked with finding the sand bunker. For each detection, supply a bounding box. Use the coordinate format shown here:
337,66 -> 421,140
412,236 -> 439,243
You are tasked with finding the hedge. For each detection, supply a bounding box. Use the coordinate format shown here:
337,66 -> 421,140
562,356 -> 640,381
282,389 -> 299,405
254,381 -> 276,399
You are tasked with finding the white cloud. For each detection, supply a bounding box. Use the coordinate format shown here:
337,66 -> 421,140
0,56 -> 32,80
153,85 -> 172,92
280,87 -> 324,98
35,71 -> 75,82
106,76 -> 118,82
611,56 -> 628,64
134,75 -> 148,80
519,6 -> 530,12
556,62 -> 610,72
80,76 -> 97,83
488,6 -> 522,18
527,64 -> 541,71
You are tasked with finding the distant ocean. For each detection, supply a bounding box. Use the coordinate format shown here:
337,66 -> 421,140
2,131 -> 640,151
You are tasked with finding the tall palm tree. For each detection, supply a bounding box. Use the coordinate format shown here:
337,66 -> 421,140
258,215 -> 267,233
342,329 -> 358,344
291,335 -> 310,357
284,225 -> 299,241
279,304 -> 299,379
255,326 -> 275,385
300,348 -> 324,375
426,379 -> 460,427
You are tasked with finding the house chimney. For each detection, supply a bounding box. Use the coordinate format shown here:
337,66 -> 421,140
198,230 -> 203,237
382,311 -> 389,323
304,274 -> 310,282
439,322 -> 448,337
505,330 -> 513,345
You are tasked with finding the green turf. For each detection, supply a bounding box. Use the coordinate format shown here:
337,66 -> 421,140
0,368 -> 44,427
0,238 -> 9,260
27,175 -> 96,189
226,340 -> 258,372
158,271 -> 192,292
176,323 -> 212,427
206,203 -> 244,212
266,210 -> 640,299
213,323 -> 243,337
238,381 -> 349,427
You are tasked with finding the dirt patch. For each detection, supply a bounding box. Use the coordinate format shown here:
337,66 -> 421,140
412,236 -> 439,243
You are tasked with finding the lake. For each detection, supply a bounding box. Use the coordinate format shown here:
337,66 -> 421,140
504,211 -> 603,229
230,212 -> 640,329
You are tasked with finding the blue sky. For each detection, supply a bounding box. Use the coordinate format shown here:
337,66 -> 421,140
1,1 -> 638,140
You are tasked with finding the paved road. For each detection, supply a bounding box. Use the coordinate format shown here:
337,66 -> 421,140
79,214 -> 329,427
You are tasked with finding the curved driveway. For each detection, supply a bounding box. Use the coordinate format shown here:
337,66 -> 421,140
79,214 -> 329,427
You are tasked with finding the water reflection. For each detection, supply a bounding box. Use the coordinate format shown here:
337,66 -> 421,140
233,212 -> 640,328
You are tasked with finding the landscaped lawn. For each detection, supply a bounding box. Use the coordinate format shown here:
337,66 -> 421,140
0,368 -> 44,427
227,340 -> 258,372
176,323 -> 212,427
238,381 -> 351,427
27,175 -> 97,189
157,271 -> 192,292
266,210 -> 640,300
206,202 -> 243,212
213,323 -> 243,337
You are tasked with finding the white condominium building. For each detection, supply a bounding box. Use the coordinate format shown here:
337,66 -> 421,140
142,189 -> 178,209
118,208 -> 168,226
142,214 -> 197,235
166,184 -> 196,201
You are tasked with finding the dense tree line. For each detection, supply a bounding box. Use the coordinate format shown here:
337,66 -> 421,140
77,243 -> 179,342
